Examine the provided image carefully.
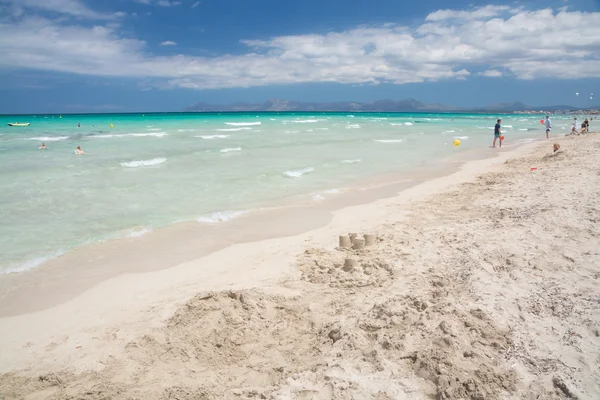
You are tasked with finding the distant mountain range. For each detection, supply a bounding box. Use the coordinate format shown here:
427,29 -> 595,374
182,98 -> 595,113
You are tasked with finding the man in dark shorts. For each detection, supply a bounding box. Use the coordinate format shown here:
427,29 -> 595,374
493,119 -> 502,148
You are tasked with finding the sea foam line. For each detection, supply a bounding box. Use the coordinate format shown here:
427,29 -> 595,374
121,158 -> 166,168
197,210 -> 247,223
3,251 -> 65,275
342,159 -> 362,164
93,132 -> 167,138
220,147 -> 242,153
284,167 -> 314,178
25,136 -> 69,141
225,122 -> 261,126
374,139 -> 405,143
216,127 -> 252,132
196,135 -> 230,139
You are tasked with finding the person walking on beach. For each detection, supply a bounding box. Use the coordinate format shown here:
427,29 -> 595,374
493,119 -> 502,148
545,115 -> 551,139
571,117 -> 579,135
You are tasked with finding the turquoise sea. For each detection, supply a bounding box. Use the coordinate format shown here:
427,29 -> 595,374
0,112 -> 576,273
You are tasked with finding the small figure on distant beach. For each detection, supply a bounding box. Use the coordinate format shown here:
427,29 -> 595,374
75,146 -> 85,155
493,119 -> 502,148
545,115 -> 551,139
39,143 -> 46,150
78,123 -> 81,128
583,118 -> 590,133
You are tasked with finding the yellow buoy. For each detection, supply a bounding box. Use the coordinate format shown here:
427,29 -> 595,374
110,123 -> 114,129
453,139 -> 461,147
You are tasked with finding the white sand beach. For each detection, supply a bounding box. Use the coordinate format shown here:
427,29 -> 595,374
1,134 -> 599,399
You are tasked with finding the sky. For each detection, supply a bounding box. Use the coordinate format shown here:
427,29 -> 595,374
0,0 -> 599,113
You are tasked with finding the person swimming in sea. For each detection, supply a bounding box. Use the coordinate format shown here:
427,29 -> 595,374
75,146 -> 85,155
39,143 -> 46,150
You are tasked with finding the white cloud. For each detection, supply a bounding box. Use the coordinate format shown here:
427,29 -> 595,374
425,5 -> 515,21
0,0 -> 120,19
191,1 -> 200,8
479,69 -> 503,77
160,40 -> 177,46
0,5 -> 599,90
134,0 -> 181,6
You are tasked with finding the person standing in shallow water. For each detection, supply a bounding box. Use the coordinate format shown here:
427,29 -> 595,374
545,115 -> 551,139
493,119 -> 502,148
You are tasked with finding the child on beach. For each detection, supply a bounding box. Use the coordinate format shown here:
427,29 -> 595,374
493,119 -> 502,148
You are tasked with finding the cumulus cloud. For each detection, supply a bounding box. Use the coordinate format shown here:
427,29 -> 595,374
479,69 -> 503,77
0,5 -> 599,90
160,40 -> 177,46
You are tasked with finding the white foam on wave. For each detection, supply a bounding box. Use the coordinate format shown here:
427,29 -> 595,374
306,129 -> 314,132
284,130 -> 299,133
312,194 -> 326,202
147,128 -> 162,131
404,122 -> 413,126
197,210 -> 247,223
177,129 -> 197,132
444,130 -> 456,133
225,122 -> 261,126
126,228 -> 153,238
324,188 -> 340,194
371,117 -> 388,120
374,139 -> 405,143
342,159 -> 362,164
196,135 -> 230,139
453,136 -> 469,139
220,147 -> 242,153
347,115 -> 355,118
291,119 -> 319,123
25,136 -> 69,141
315,128 -> 329,131
346,124 -> 361,129
216,127 -> 252,132
284,167 -> 314,178
2,251 -> 65,275
504,125 -> 513,128
518,128 -> 528,131
121,158 -> 166,168
389,123 -> 403,126
93,132 -> 167,138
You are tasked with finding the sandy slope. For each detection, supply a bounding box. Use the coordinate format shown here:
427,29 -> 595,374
1,134 -> 599,399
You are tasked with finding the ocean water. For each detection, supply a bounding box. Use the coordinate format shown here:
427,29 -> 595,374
0,112 -> 578,273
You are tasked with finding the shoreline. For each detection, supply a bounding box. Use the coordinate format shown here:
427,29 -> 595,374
1,134 -> 598,398
0,139 -> 539,371
0,139 -> 534,317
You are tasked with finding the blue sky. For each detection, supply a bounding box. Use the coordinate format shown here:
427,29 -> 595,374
0,0 -> 599,113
